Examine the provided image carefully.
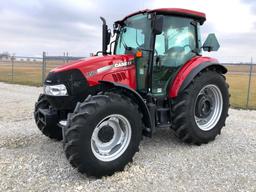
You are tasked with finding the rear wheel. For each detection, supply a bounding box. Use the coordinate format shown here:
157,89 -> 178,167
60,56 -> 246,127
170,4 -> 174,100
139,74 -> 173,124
34,94 -> 62,140
171,70 -> 229,145
63,92 -> 143,177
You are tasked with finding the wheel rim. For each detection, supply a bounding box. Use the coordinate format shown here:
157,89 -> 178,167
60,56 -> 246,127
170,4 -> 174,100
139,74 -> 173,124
194,84 -> 223,131
91,114 -> 131,162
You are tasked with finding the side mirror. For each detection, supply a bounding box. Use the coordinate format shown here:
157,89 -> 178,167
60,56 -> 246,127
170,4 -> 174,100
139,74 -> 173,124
153,16 -> 163,35
202,33 -> 220,52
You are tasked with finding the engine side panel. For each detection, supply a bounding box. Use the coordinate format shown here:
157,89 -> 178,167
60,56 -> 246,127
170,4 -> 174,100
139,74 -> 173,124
102,67 -> 136,90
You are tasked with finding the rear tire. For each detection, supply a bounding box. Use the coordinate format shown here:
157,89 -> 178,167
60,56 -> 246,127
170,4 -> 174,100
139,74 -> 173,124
171,70 -> 229,145
63,92 -> 143,177
34,94 -> 62,140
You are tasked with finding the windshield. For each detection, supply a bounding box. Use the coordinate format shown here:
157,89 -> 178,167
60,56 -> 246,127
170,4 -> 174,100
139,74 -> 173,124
115,14 -> 152,54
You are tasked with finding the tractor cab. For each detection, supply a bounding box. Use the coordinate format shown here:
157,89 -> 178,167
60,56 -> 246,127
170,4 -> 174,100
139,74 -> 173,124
108,9 -> 220,96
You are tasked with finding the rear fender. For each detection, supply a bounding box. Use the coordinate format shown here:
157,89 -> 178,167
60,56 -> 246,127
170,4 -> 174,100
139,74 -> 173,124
169,57 -> 227,98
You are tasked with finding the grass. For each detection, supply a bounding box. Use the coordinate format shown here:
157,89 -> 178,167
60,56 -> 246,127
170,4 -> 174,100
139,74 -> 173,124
0,60 -> 63,86
0,61 -> 255,109
226,74 -> 256,109
225,64 -> 256,73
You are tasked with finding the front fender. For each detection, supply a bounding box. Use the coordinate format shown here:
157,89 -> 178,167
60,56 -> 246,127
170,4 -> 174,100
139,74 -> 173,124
99,80 -> 153,136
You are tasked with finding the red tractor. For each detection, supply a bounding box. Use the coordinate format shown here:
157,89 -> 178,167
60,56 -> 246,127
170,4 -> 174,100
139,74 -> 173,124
34,8 -> 229,177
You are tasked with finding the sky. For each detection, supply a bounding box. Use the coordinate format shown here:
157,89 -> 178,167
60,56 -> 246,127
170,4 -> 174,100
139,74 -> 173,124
0,0 -> 255,62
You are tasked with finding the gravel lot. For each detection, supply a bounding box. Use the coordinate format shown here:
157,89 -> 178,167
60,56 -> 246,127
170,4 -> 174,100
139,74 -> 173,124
0,82 -> 255,192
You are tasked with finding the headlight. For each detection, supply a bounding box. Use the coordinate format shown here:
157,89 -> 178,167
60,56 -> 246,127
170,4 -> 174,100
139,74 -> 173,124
44,84 -> 68,96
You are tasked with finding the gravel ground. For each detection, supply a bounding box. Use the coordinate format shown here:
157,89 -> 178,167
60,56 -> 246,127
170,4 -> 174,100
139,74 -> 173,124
0,82 -> 255,192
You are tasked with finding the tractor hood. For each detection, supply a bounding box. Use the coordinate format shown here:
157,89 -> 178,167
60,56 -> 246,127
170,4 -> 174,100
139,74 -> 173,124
50,54 -> 135,86
52,55 -> 134,73
44,54 -> 136,109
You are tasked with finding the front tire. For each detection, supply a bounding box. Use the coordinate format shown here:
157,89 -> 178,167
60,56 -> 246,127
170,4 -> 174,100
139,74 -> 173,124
63,92 -> 143,177
171,70 -> 229,145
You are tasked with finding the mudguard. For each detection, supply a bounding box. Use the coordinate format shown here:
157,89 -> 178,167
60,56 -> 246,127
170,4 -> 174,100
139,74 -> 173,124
99,80 -> 153,136
169,56 -> 227,98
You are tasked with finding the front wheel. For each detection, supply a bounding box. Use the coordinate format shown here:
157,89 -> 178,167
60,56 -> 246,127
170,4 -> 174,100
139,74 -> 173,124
63,92 -> 143,177
171,70 -> 229,145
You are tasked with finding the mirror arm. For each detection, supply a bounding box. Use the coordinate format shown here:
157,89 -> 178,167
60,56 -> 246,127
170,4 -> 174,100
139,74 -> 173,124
202,46 -> 212,52
191,48 -> 201,56
95,51 -> 102,56
109,40 -> 116,55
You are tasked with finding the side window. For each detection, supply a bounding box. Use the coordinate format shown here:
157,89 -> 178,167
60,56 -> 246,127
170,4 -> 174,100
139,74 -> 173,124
155,35 -> 165,55
166,27 -> 195,57
154,18 -> 196,68
116,27 -> 145,55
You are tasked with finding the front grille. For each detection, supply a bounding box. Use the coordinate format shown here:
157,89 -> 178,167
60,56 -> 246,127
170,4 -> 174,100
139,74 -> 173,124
45,69 -> 89,97
44,69 -> 90,110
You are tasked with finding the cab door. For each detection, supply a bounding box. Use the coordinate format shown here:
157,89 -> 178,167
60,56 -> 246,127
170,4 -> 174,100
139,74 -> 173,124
152,16 -> 198,95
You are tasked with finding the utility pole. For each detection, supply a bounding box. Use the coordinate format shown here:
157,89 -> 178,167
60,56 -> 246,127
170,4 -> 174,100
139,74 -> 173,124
63,52 -> 66,63
11,56 -> 14,82
42,52 -> 46,85
246,57 -> 253,108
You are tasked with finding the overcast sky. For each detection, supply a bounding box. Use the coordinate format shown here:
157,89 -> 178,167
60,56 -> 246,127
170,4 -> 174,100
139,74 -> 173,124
0,0 -> 255,62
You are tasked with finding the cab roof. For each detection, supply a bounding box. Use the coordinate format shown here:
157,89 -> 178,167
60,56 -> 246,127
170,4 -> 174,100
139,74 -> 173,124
119,8 -> 206,25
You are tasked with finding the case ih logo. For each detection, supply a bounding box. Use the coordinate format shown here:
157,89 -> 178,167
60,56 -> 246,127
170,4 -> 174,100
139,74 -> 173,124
85,60 -> 134,78
114,60 -> 133,68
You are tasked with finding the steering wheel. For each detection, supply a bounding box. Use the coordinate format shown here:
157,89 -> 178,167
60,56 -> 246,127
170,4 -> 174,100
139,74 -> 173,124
183,44 -> 193,53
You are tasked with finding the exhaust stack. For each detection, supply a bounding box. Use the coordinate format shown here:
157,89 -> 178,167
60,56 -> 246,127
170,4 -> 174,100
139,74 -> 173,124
100,17 -> 108,55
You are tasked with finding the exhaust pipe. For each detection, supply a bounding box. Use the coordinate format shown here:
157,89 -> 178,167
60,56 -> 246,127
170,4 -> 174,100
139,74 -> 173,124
100,17 -> 108,55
